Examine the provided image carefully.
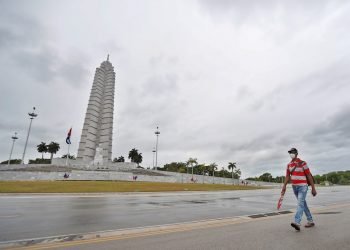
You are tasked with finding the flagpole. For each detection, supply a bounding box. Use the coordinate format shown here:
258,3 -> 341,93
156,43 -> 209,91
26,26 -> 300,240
65,127 -> 72,166
66,143 -> 70,166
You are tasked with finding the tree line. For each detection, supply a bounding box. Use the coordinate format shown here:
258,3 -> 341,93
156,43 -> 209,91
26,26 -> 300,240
157,158 -> 241,179
247,171 -> 350,185
1,145 -> 142,165
31,141 -> 61,164
0,141 -> 61,164
113,148 -> 143,166
246,173 -> 283,183
37,142 -> 60,160
313,171 -> 350,185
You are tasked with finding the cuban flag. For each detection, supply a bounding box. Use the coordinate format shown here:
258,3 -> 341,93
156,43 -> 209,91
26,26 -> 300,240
66,128 -> 72,144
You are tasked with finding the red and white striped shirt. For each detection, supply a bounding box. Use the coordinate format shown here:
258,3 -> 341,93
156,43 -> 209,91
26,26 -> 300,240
286,158 -> 311,186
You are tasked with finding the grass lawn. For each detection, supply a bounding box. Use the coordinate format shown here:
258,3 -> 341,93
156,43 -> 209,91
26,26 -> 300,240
0,181 -> 263,193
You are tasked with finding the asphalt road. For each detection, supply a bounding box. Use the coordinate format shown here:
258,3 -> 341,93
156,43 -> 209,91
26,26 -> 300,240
0,186 -> 349,245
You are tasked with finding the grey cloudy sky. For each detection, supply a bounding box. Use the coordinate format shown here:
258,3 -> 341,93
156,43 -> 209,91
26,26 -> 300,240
0,0 -> 349,178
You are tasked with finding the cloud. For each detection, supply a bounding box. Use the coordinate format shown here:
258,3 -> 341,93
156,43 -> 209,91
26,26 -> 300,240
215,105 -> 350,177
0,6 -> 90,162
199,0 -> 340,24
0,0 -> 349,178
0,11 -> 88,88
305,106 -> 350,147
248,56 -> 350,114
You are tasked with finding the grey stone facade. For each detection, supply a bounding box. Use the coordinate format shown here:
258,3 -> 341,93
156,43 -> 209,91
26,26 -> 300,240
77,56 -> 115,164
0,166 -> 280,187
51,158 -> 137,170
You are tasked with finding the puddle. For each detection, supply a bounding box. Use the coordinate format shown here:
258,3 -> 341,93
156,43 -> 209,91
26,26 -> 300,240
315,211 -> 341,215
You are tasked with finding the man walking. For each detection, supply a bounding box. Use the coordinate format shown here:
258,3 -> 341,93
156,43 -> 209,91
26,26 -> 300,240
281,148 -> 317,231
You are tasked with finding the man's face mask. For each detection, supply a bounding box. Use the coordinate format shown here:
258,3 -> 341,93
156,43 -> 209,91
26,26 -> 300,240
289,153 -> 297,159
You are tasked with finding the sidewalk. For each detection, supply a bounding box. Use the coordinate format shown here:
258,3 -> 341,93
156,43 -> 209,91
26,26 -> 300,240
4,203 -> 350,250
68,203 -> 350,250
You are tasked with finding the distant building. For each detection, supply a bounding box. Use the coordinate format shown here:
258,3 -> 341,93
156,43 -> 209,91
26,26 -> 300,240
77,56 -> 115,164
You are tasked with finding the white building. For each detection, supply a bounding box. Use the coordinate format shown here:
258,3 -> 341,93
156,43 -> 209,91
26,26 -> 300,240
77,56 -> 115,164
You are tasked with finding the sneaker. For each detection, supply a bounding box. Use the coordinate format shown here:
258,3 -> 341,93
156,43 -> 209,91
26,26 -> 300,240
291,222 -> 301,231
305,222 -> 315,228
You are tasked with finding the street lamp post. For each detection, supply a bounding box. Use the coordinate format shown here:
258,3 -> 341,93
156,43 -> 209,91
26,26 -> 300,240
21,107 -> 38,164
154,126 -> 160,170
152,148 -> 156,169
8,132 -> 19,166
191,162 -> 194,178
222,167 -> 225,185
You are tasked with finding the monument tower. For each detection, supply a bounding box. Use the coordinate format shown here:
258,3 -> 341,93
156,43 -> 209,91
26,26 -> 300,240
77,56 -> 115,164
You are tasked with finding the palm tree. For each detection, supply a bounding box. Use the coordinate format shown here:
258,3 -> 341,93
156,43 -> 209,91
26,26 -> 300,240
128,148 -> 142,166
228,162 -> 237,179
37,142 -> 47,159
61,154 -> 75,159
134,153 -> 143,167
186,158 -> 198,178
234,168 -> 242,179
221,167 -> 225,177
47,142 -> 60,161
113,156 -> 125,162
209,163 -> 218,184
128,148 -> 139,162
198,164 -> 209,184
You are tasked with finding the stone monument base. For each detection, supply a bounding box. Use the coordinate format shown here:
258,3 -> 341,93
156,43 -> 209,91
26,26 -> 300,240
51,158 -> 138,170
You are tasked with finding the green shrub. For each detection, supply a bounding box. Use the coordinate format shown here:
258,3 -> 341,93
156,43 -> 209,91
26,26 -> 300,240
28,158 -> 51,164
0,159 -> 21,164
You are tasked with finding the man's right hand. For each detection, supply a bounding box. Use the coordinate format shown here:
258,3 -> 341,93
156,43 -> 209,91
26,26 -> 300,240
281,185 -> 286,195
311,188 -> 317,197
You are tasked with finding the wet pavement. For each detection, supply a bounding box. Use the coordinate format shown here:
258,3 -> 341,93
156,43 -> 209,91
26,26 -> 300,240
0,186 -> 349,243
60,203 -> 350,250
